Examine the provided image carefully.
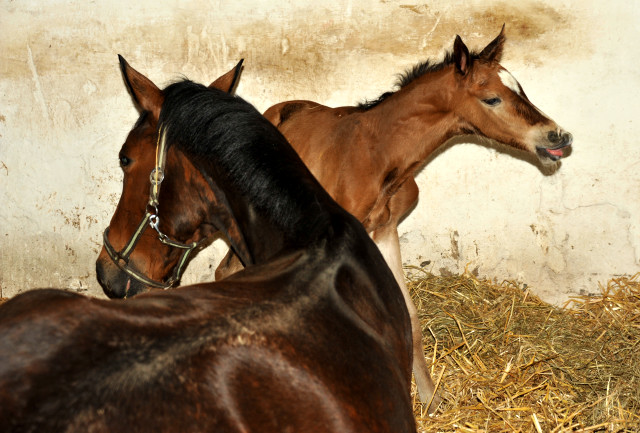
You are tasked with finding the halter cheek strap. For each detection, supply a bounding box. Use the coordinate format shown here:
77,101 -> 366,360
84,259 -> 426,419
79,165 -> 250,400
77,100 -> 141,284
102,125 -> 201,291
149,125 -> 168,209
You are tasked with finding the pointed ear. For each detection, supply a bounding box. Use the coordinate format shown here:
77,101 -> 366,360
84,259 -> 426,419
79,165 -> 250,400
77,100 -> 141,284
453,35 -> 471,76
118,55 -> 164,121
209,59 -> 244,94
478,24 -> 506,62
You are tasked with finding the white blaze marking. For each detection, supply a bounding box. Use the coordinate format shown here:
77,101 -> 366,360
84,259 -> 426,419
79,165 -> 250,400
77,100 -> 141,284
498,69 -> 522,95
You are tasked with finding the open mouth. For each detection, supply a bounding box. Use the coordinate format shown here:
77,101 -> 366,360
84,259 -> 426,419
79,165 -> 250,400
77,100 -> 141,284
537,144 -> 571,161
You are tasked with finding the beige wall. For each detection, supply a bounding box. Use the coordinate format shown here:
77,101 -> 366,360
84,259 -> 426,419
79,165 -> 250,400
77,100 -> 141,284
1,0 -> 638,304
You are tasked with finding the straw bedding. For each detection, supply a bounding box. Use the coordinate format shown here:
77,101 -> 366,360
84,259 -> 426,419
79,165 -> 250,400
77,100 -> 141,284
408,268 -> 640,432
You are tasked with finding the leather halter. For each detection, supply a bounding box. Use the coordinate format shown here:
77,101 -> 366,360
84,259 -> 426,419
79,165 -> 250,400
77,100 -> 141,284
102,126 -> 200,290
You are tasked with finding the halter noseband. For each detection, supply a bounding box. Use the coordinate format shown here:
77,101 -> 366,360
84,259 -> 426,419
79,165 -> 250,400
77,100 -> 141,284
102,126 -> 200,290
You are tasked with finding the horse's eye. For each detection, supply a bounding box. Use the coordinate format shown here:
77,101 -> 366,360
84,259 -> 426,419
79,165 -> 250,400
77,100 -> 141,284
119,155 -> 132,168
482,97 -> 501,107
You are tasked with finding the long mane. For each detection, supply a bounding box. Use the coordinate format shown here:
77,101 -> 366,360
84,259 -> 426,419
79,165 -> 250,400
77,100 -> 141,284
158,80 -> 332,241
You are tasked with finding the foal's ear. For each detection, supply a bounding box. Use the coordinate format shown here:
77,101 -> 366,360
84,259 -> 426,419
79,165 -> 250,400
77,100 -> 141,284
453,35 -> 471,76
208,59 -> 244,94
478,24 -> 506,63
118,55 -> 164,122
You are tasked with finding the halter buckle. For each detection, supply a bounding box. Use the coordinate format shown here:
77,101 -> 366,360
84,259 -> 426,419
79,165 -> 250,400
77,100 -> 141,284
150,167 -> 165,185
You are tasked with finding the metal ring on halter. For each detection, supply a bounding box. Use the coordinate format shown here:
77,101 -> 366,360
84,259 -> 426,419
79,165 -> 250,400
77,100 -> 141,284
149,214 -> 160,231
150,167 -> 165,185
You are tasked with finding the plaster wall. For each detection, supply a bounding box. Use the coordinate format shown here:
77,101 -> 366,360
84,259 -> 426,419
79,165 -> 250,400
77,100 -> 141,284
1,0 -> 638,304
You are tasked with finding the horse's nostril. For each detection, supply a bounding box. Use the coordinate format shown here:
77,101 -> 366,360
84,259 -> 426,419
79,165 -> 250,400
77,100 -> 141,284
561,132 -> 573,146
95,259 -> 128,298
548,130 -> 572,147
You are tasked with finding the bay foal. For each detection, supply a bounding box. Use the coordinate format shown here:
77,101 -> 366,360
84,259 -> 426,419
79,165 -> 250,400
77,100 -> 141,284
216,27 -> 573,409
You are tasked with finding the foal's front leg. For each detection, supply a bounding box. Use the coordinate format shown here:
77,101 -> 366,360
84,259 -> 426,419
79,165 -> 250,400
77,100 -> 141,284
371,225 -> 441,413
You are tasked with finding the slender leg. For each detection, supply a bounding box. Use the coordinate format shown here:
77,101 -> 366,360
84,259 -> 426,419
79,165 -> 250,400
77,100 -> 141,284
372,227 -> 441,413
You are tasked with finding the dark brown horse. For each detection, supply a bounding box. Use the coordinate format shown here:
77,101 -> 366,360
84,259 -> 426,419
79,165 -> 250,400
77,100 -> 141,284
0,58 -> 416,432
216,27 -> 573,409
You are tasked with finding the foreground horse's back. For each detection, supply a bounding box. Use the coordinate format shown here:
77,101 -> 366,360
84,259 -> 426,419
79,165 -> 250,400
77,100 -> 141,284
1,243 -> 414,432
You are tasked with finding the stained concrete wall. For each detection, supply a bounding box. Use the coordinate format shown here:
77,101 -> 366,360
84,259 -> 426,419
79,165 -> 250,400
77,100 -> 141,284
1,0 -> 638,304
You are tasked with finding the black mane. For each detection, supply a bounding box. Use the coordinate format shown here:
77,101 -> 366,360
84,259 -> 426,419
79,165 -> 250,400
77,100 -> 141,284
358,49 -> 482,110
158,80 -> 333,242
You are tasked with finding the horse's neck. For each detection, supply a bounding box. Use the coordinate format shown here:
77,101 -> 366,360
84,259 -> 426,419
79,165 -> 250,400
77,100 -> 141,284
210,171 -> 336,267
236,201 -> 289,264
365,68 -> 460,166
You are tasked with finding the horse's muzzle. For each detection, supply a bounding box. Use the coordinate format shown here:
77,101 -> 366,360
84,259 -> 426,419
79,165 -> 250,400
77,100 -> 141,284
96,256 -> 149,298
537,130 -> 573,161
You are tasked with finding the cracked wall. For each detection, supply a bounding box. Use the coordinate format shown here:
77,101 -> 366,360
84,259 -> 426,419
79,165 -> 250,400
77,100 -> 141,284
1,0 -> 639,304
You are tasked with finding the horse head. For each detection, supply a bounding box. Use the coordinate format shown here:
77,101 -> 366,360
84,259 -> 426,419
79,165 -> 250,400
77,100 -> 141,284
448,26 -> 572,165
96,57 -> 249,298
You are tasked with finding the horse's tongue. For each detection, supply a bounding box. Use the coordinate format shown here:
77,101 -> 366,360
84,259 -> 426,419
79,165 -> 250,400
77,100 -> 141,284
547,148 -> 564,157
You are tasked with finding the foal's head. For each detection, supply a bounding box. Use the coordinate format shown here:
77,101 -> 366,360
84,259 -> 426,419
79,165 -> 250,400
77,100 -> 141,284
403,27 -> 572,165
96,57 -> 245,298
